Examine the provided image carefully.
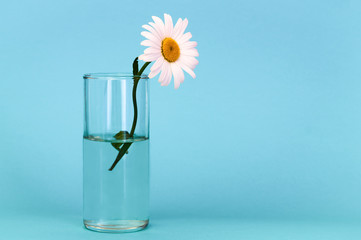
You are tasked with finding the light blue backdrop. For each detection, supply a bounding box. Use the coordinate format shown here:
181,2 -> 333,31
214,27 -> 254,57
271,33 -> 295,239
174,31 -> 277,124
1,0 -> 361,239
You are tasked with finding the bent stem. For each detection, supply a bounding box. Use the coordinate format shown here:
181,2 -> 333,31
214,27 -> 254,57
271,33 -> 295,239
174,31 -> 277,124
109,61 -> 151,171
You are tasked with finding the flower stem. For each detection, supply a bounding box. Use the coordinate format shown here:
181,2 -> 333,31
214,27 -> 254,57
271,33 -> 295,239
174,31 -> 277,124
108,61 -> 151,171
138,62 -> 151,77
130,79 -> 139,136
129,61 -> 150,136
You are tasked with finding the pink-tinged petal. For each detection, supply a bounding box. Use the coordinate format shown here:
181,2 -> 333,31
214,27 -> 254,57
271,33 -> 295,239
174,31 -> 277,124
181,48 -> 199,57
158,61 -> 170,84
164,13 -> 173,37
171,63 -> 184,89
178,64 -> 185,83
149,63 -> 162,78
142,24 -> 161,41
172,75 -> 180,89
139,53 -> 161,62
149,22 -> 164,40
180,41 -> 197,50
141,31 -> 160,45
144,47 -> 160,54
174,18 -> 188,41
142,24 -> 153,32
141,40 -> 160,48
179,62 -> 196,78
178,32 -> 192,45
150,57 -> 164,72
179,55 -> 199,69
171,18 -> 183,39
152,16 -> 165,38
138,54 -> 145,61
161,64 -> 172,86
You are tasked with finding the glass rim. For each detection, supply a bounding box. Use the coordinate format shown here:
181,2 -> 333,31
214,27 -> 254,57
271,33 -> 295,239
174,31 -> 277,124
83,72 -> 149,80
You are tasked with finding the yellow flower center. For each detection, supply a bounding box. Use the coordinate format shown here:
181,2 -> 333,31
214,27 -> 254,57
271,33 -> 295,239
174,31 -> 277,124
161,38 -> 180,62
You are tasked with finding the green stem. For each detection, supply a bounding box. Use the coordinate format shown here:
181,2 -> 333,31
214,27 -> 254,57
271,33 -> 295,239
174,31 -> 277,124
109,61 -> 151,171
130,61 -> 150,136
138,62 -> 151,77
130,79 -> 139,136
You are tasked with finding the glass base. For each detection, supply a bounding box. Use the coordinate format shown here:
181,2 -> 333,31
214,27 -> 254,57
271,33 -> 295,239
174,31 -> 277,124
84,219 -> 149,233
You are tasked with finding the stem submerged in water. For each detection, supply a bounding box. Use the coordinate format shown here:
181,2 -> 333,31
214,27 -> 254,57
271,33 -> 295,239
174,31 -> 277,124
108,61 -> 151,171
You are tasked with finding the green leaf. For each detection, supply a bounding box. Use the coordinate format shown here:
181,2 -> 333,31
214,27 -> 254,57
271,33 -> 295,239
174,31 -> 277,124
109,142 -> 132,171
114,131 -> 131,139
111,130 -> 131,151
133,57 -> 139,76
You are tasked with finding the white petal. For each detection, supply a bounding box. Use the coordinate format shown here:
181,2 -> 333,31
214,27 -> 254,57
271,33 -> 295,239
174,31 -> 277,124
171,18 -> 183,39
180,41 -> 197,50
178,61 -> 196,78
181,48 -> 199,57
144,47 -> 161,54
149,22 -> 164,40
142,24 -> 161,41
139,53 -> 161,62
178,32 -> 192,45
164,13 -> 173,37
158,61 -> 170,84
141,31 -> 160,45
141,39 -> 160,48
161,63 -> 172,86
150,57 -> 164,72
179,55 -> 198,69
174,18 -> 188,41
178,64 -> 185,83
172,74 -> 180,89
152,16 -> 165,39
171,63 -> 184,89
149,61 -> 162,78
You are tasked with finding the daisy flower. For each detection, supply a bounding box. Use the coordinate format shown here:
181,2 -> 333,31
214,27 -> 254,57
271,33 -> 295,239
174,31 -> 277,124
139,13 -> 199,89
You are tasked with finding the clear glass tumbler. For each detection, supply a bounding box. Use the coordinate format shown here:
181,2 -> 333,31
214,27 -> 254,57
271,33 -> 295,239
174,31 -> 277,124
83,73 -> 149,233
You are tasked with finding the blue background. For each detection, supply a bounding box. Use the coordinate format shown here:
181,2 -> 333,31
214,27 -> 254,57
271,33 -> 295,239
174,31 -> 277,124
1,0 -> 361,239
